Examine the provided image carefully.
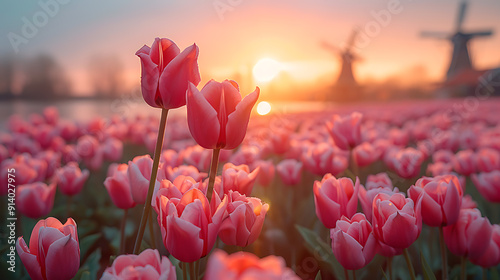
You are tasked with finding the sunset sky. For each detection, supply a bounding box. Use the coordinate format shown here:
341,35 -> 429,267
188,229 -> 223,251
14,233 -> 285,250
1,0 -> 499,99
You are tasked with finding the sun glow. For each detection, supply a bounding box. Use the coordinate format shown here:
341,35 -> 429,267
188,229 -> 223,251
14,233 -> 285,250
256,101 -> 272,115
253,58 -> 282,82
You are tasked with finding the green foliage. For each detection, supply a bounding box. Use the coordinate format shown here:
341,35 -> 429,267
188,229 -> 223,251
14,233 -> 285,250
420,252 -> 437,280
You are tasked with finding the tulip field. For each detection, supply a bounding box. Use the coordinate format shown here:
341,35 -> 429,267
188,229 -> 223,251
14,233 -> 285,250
1,37 -> 500,280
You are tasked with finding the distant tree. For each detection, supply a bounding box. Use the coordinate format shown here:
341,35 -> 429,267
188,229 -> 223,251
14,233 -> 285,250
0,56 -> 15,97
87,54 -> 124,98
21,54 -> 71,98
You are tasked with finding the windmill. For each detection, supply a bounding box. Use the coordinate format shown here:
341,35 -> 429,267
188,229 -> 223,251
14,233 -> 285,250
421,1 -> 493,80
321,29 -> 360,87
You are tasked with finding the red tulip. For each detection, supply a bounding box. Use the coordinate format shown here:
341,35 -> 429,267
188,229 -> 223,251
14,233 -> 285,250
154,188 -> 227,262
313,174 -> 360,228
443,208 -> 492,260
359,174 -> 397,222
372,192 -> 421,249
326,112 -> 362,150
408,175 -> 463,226
55,162 -> 89,196
389,147 -> 424,179
17,182 -> 56,219
218,191 -> 269,247
101,249 -> 176,279
470,224 -> 500,268
472,170 -> 500,202
136,38 -> 200,109
186,80 -> 259,149
276,159 -> 303,186
204,250 -> 299,280
302,142 -> 349,176
104,164 -> 136,209
330,213 -> 377,270
16,217 -> 80,280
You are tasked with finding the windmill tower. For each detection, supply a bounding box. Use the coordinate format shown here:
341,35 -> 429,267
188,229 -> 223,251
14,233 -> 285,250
421,1 -> 493,80
322,29 -> 360,87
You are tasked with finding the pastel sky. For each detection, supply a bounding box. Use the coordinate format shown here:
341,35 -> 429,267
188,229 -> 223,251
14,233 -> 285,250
1,0 -> 499,98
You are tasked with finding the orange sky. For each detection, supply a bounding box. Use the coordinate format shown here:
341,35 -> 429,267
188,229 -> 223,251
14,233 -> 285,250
2,0 -> 500,98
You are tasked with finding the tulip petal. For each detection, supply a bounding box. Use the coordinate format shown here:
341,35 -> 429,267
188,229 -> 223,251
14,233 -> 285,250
224,88 -> 260,149
186,83 -> 220,149
332,230 -> 365,270
166,215 -> 203,262
44,235 -> 80,280
382,212 -> 418,248
16,237 -> 44,280
136,52 -> 160,108
159,44 -> 201,109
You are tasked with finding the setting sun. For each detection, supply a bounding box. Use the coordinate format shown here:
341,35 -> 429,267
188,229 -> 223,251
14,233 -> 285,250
253,58 -> 282,82
256,101 -> 272,115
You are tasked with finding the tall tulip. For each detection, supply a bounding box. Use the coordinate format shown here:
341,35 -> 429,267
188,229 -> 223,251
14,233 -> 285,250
55,162 -> 89,196
16,217 -> 80,280
136,38 -> 200,109
472,170 -> 500,202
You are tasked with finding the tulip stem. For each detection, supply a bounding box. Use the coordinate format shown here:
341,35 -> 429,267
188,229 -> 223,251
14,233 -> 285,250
120,209 -> 128,254
148,211 -> 156,249
66,196 -> 72,217
189,261 -> 195,280
460,256 -> 466,280
352,270 -> 356,280
182,262 -> 187,280
344,268 -> 350,280
133,108 -> 169,254
387,257 -> 393,280
207,148 -> 221,199
403,248 -> 416,280
482,267 -> 487,280
439,226 -> 448,280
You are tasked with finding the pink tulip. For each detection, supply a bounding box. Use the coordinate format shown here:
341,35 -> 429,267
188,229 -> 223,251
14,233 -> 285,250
352,142 -> 381,167
476,148 -> 500,172
159,164 -> 207,182
365,173 -> 393,190
390,148 -> 424,179
17,182 -> 56,219
101,249 -> 176,280
219,191 -> 269,247
102,137 -> 123,162
152,176 -> 206,210
160,149 -> 183,167
372,192 -> 421,249
76,135 -> 99,159
136,38 -> 200,109
0,161 -> 37,195
313,174 -> 359,228
330,213 -> 377,270
470,224 -> 500,268
326,112 -> 362,150
452,149 -> 476,176
443,208 -> 492,260
216,163 -> 259,197
154,188 -> 227,262
471,170 -> 500,202
127,155 -> 154,204
181,145 -> 212,171
461,194 -> 477,209
204,250 -> 299,280
408,175 -> 462,226
426,162 -> 453,176
254,159 -> 275,186
186,80 -> 259,149
36,150 -> 61,179
302,142 -> 349,176
432,149 -> 455,164
43,106 -> 59,125
55,162 -> 89,196
276,159 -> 303,186
104,164 -> 136,209
16,217 -> 79,280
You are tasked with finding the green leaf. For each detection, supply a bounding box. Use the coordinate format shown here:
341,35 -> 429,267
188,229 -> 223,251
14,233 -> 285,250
79,233 -> 101,262
420,252 -> 437,280
315,270 -> 322,280
380,267 -> 389,280
295,225 -> 343,279
491,267 -> 499,280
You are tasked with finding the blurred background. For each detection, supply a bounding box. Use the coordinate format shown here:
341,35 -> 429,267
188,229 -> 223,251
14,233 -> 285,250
1,0 -> 499,105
